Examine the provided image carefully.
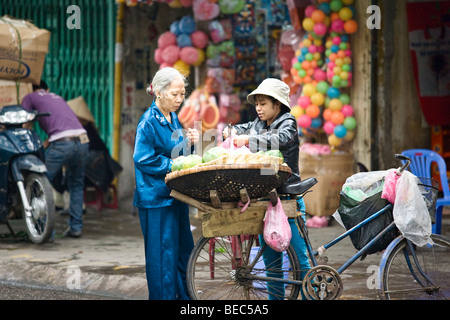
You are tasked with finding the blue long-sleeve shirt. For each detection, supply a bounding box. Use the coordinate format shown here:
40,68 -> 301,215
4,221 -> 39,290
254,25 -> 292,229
133,101 -> 189,208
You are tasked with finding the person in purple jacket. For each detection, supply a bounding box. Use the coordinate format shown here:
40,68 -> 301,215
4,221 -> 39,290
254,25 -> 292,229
22,80 -> 89,238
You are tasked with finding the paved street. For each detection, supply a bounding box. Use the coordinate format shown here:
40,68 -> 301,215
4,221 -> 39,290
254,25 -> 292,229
0,196 -> 448,300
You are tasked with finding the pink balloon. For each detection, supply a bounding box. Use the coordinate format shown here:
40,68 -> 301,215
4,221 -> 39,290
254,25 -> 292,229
154,48 -> 164,64
331,19 -> 345,33
190,30 -> 209,49
298,114 -> 312,128
180,46 -> 199,65
314,69 -> 326,81
313,23 -> 327,37
341,105 -> 354,117
305,5 -> 316,17
323,121 -> 336,135
297,95 -> 311,109
158,31 -> 177,49
180,0 -> 192,7
162,45 -> 180,64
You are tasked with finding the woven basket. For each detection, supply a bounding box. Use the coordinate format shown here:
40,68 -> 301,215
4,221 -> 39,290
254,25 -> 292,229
165,163 -> 291,202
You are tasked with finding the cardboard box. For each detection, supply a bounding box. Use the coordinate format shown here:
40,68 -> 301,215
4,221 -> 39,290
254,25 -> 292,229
0,16 -> 50,85
0,79 -> 33,109
299,150 -> 355,216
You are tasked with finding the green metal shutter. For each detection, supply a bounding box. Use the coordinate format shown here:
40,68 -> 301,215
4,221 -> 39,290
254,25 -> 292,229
0,0 -> 116,150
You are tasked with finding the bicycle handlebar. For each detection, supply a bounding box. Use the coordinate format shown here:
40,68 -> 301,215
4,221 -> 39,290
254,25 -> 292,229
394,154 -> 411,174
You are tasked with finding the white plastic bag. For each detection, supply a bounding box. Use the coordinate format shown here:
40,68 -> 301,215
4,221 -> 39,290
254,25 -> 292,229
393,171 -> 433,246
263,199 -> 292,252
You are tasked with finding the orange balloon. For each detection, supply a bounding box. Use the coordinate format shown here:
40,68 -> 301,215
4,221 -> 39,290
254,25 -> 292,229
306,104 -> 321,118
301,61 -> 311,70
330,12 -> 340,21
311,10 -> 325,23
344,20 -> 358,34
323,108 -> 333,121
331,111 -> 345,125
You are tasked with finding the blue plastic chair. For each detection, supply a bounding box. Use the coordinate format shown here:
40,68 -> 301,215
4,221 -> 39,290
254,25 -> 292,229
401,149 -> 450,234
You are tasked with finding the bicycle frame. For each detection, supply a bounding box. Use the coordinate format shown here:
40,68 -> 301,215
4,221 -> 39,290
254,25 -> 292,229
300,203 -> 396,274
244,203 -> 398,287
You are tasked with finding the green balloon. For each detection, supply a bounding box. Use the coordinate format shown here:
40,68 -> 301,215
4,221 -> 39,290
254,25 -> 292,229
340,93 -> 350,104
298,69 -> 306,77
344,116 -> 357,130
317,81 -> 329,94
330,0 -> 343,12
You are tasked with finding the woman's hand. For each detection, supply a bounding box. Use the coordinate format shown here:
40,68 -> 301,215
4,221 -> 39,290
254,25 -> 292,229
232,135 -> 249,147
222,127 -> 237,140
187,128 -> 199,145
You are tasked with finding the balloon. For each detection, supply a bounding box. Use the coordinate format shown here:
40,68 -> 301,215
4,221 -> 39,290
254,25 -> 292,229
344,129 -> 355,141
311,9 -> 326,23
302,83 -> 316,96
154,48 -> 164,64
180,46 -> 199,65
311,92 -> 325,106
173,60 -> 190,77
177,34 -> 192,48
306,104 -> 321,118
179,15 -> 196,34
305,5 -> 316,17
162,45 -> 180,64
180,0 -> 193,7
329,98 -> 343,111
334,125 -> 347,138
192,48 -> 205,67
302,18 -> 315,32
168,0 -> 182,8
316,81 -> 329,94
331,19 -> 345,33
344,20 -> 358,34
323,121 -> 335,135
298,95 -> 311,108
339,7 -> 353,21
331,111 -> 345,125
311,117 -> 322,129
158,31 -> 177,49
314,22 -> 327,37
323,108 -> 333,121
327,87 -> 340,99
339,93 -> 350,104
342,0 -> 354,5
341,104 -> 354,117
170,21 -> 181,36
343,116 -> 357,130
290,105 -> 304,119
328,134 -> 342,147
330,0 -> 343,12
190,30 -> 209,49
298,114 -> 312,128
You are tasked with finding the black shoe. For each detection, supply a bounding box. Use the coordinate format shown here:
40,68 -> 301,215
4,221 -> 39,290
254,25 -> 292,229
63,227 -> 82,238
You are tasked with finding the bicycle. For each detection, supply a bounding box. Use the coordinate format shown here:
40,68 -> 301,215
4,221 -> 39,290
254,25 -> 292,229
184,154 -> 450,300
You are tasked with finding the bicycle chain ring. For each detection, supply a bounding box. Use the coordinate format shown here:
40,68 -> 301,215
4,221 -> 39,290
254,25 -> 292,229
302,265 -> 343,300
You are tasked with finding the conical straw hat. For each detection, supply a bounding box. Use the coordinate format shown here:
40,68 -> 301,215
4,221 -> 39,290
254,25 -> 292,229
67,96 -> 95,123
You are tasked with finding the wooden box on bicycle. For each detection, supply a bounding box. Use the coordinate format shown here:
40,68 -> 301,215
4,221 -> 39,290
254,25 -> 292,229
165,163 -> 296,238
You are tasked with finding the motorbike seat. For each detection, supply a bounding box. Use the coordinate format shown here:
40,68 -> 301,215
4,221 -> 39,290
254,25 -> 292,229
277,177 -> 318,196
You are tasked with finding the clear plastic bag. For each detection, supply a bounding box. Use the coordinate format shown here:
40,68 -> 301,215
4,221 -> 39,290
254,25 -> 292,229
263,199 -> 292,252
393,171 -> 433,247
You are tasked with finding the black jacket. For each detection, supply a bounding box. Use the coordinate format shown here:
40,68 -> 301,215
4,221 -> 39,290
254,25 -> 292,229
233,111 -> 300,183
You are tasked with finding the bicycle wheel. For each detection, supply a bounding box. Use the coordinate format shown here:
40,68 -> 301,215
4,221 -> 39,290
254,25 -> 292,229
380,234 -> 450,300
187,235 -> 302,300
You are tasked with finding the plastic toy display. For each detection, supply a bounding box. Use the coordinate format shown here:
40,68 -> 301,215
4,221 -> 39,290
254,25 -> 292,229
289,0 -> 357,147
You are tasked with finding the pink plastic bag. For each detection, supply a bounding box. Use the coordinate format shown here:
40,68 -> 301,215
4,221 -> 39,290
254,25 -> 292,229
381,169 -> 400,203
263,199 -> 292,252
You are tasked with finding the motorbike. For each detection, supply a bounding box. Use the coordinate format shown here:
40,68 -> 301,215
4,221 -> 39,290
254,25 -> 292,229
0,104 -> 55,244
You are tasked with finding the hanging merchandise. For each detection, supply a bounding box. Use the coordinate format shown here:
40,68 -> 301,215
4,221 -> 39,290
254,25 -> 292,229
287,0 -> 358,148
153,15 -> 207,75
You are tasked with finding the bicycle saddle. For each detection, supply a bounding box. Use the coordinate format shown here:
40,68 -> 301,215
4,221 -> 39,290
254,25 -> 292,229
277,177 -> 318,195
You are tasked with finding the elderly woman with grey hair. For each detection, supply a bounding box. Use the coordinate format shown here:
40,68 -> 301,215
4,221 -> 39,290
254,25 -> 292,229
133,67 -> 199,300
